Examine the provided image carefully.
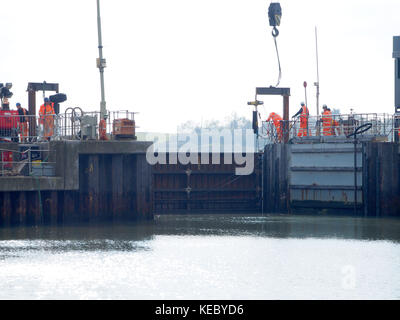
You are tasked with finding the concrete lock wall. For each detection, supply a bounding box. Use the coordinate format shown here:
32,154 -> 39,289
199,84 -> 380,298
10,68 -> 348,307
0,141 -> 153,227
263,142 -> 400,217
1,140 -> 399,226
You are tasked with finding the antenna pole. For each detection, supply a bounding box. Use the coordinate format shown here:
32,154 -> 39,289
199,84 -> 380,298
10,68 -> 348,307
314,26 -> 320,117
97,0 -> 107,120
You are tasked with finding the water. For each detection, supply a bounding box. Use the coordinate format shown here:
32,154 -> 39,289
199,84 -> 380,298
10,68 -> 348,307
0,214 -> 399,300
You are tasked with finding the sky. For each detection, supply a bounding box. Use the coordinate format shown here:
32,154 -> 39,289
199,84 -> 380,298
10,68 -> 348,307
0,0 -> 399,133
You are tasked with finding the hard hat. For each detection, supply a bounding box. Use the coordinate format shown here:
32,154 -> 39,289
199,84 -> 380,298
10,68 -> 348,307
301,102 -> 305,106
323,104 -> 328,109
16,103 -> 21,107
44,97 -> 49,102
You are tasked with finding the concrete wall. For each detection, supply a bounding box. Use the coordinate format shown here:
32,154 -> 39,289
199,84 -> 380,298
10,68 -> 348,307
0,140 -> 153,227
263,142 -> 400,216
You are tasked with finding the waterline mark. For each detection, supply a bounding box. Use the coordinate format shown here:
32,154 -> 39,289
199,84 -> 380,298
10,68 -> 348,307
146,129 -> 256,175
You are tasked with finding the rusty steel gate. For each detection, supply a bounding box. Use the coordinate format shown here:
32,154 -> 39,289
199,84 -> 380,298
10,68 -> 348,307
152,153 -> 262,213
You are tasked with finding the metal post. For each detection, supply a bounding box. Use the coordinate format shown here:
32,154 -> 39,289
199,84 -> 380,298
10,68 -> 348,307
315,27 -> 320,117
97,0 -> 107,120
28,148 -> 32,175
261,151 -> 264,216
393,36 -> 400,142
362,143 -> 367,217
353,136 -> 357,215
28,89 -> 36,138
283,95 -> 289,143
304,82 -> 308,110
315,27 -> 321,137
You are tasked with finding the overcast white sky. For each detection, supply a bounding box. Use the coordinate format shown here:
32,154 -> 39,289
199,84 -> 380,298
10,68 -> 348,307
0,0 -> 399,132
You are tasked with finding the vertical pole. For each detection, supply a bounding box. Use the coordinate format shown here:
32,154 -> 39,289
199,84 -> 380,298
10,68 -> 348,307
315,27 -> 320,117
304,82 -> 309,136
261,151 -> 264,216
304,83 -> 308,109
28,149 -> 32,175
393,36 -> 400,140
283,95 -> 289,143
362,143 -> 367,217
97,0 -> 107,120
315,27 -> 321,137
28,88 -> 36,138
354,136 -> 357,215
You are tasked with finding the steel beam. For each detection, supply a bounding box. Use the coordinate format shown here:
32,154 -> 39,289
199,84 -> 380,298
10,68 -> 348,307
256,87 -> 290,96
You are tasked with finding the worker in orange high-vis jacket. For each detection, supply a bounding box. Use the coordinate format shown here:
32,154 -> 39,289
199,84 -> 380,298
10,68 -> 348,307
99,116 -> 108,141
16,103 -> 29,142
267,112 -> 283,142
321,105 -> 333,136
292,102 -> 309,137
39,98 -> 55,140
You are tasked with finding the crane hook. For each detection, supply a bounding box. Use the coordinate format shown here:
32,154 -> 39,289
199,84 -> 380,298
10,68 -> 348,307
272,27 -> 279,38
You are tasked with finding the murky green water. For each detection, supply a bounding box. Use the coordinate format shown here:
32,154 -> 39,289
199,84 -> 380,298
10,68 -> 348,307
0,214 -> 399,300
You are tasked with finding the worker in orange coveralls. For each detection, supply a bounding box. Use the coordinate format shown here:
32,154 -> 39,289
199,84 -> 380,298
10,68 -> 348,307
267,112 -> 283,142
99,114 -> 108,140
39,98 -> 55,140
321,105 -> 333,136
292,102 -> 309,137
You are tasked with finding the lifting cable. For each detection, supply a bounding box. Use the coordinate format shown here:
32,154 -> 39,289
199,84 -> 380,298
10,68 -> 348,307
272,32 -> 282,87
268,2 -> 282,87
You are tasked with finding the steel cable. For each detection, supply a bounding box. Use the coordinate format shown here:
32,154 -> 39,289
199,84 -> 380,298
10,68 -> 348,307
273,34 -> 282,87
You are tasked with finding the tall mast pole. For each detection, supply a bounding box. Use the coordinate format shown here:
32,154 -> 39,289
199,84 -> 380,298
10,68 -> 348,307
314,26 -> 320,117
97,0 -> 107,120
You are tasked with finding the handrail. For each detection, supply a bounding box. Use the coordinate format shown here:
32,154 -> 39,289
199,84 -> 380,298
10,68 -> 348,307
260,112 -> 398,144
0,109 -> 136,142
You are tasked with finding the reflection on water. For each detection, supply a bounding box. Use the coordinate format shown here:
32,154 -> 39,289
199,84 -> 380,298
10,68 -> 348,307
0,214 -> 399,299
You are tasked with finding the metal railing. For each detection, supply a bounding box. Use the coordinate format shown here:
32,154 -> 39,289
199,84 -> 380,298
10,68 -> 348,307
260,113 -> 399,144
0,109 -> 137,142
0,147 -> 56,177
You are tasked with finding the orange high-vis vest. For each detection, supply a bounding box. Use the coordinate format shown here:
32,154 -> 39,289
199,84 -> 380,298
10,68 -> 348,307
39,102 -> 55,138
99,119 -> 108,140
298,105 -> 309,137
322,110 -> 333,136
267,112 -> 283,126
39,102 -> 55,122
300,105 -> 309,122
267,112 -> 283,140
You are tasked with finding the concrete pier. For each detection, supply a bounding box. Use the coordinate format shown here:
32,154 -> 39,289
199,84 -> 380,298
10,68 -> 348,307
1,140 -> 399,227
0,141 -> 153,227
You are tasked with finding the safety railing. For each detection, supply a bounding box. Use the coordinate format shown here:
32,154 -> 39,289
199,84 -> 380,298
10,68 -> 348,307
0,109 -> 137,142
260,113 -> 399,144
0,147 -> 56,177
